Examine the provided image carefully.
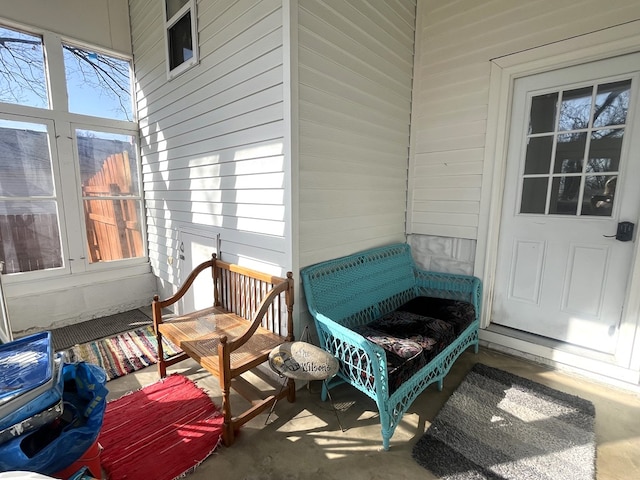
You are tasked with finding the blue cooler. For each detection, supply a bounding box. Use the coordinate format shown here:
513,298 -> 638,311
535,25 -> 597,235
0,332 -> 64,443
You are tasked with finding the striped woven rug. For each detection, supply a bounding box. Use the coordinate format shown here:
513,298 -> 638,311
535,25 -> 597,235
60,325 -> 181,381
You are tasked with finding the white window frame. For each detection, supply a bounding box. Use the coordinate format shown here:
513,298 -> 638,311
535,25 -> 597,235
0,21 -> 147,288
163,0 -> 199,80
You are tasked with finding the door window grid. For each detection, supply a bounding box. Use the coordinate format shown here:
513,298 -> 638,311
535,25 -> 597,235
520,79 -> 630,217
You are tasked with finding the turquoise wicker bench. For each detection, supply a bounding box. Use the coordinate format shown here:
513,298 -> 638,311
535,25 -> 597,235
300,243 -> 481,450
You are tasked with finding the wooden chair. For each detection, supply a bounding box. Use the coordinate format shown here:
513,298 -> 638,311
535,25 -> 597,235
152,254 -> 295,446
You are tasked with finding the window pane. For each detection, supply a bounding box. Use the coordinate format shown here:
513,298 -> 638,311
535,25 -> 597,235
520,178 -> 548,214
166,0 -> 189,19
529,93 -> 557,134
587,128 -> 623,172
593,80 -> 631,127
0,200 -> 63,273
76,130 -> 143,264
77,130 -> 139,196
0,26 -> 48,109
583,175 -> 616,217
63,44 -> 133,122
524,136 -> 553,174
559,87 -> 593,131
549,177 -> 580,215
169,12 -> 194,70
0,120 -> 54,197
84,199 -> 144,262
554,132 -> 586,173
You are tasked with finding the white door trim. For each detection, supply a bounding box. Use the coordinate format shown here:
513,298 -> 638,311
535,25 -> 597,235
476,21 -> 640,378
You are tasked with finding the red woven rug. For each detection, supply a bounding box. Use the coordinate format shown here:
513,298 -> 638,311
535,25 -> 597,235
99,374 -> 224,479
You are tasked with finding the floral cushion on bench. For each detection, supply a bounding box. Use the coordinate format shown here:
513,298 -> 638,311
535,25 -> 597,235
352,298 -> 475,393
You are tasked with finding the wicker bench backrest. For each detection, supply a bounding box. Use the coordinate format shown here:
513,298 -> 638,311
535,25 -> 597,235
301,243 -> 417,329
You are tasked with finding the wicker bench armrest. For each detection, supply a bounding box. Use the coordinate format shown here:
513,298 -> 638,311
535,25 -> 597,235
314,313 -> 388,400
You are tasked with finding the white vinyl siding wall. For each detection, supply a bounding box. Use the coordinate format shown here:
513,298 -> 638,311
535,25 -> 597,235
130,0 -> 288,290
297,0 -> 416,267
408,0 -> 640,241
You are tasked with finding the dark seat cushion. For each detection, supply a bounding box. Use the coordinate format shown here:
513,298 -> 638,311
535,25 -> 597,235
396,297 -> 475,335
354,309 -> 457,393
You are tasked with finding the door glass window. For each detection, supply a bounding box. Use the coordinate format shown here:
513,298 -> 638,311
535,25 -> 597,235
520,79 -> 631,216
0,119 -> 63,273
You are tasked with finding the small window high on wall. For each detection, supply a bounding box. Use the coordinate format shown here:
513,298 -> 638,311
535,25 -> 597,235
164,0 -> 198,79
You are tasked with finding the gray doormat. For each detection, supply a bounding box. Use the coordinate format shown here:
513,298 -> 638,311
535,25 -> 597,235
50,308 -> 152,351
412,363 -> 596,480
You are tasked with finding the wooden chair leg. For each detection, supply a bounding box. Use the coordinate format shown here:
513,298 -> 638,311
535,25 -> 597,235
156,333 -> 167,378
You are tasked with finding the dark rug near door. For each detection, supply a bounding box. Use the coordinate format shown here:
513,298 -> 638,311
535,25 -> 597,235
50,309 -> 152,351
412,363 -> 596,480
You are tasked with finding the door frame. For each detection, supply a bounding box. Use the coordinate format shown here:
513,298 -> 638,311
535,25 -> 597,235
476,21 -> 640,383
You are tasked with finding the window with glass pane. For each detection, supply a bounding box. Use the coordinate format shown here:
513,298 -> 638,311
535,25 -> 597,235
520,79 -> 630,216
0,26 -> 48,109
165,0 -> 197,77
63,44 -> 133,121
0,120 -> 63,273
77,130 -> 144,263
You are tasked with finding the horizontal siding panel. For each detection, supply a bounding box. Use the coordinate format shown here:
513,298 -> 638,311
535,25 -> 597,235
300,85 -> 408,133
145,172 -> 284,192
299,47 -> 411,108
298,28 -> 411,95
414,174 -> 482,189
415,105 -> 488,130
299,233 -> 406,267
147,207 -> 285,236
411,223 -> 478,240
140,65 -> 283,133
146,199 -> 285,221
300,171 -> 405,190
414,161 -> 484,177
142,85 -> 283,151
302,1 -> 414,68
413,148 -> 484,166
300,213 -> 407,238
143,138 -> 284,174
145,188 -> 285,205
142,122 -> 284,164
298,67 -> 408,120
299,120 -> 403,157
300,155 -> 405,178
138,27 -> 283,116
324,1 -> 414,54
412,212 -> 478,228
300,197 -> 405,220
413,187 -> 481,202
414,119 -> 486,146
300,188 -> 406,206
300,100 -> 408,145
143,155 -> 284,182
413,200 -> 479,214
142,104 -> 282,157
301,135 -> 407,168
414,132 -> 486,154
298,9 -> 412,86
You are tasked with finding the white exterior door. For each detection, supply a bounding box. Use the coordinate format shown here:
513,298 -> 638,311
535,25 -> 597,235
493,54 -> 640,357
177,230 -> 219,315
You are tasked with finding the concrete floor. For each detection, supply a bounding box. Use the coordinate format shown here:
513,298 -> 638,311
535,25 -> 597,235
104,348 -> 640,480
